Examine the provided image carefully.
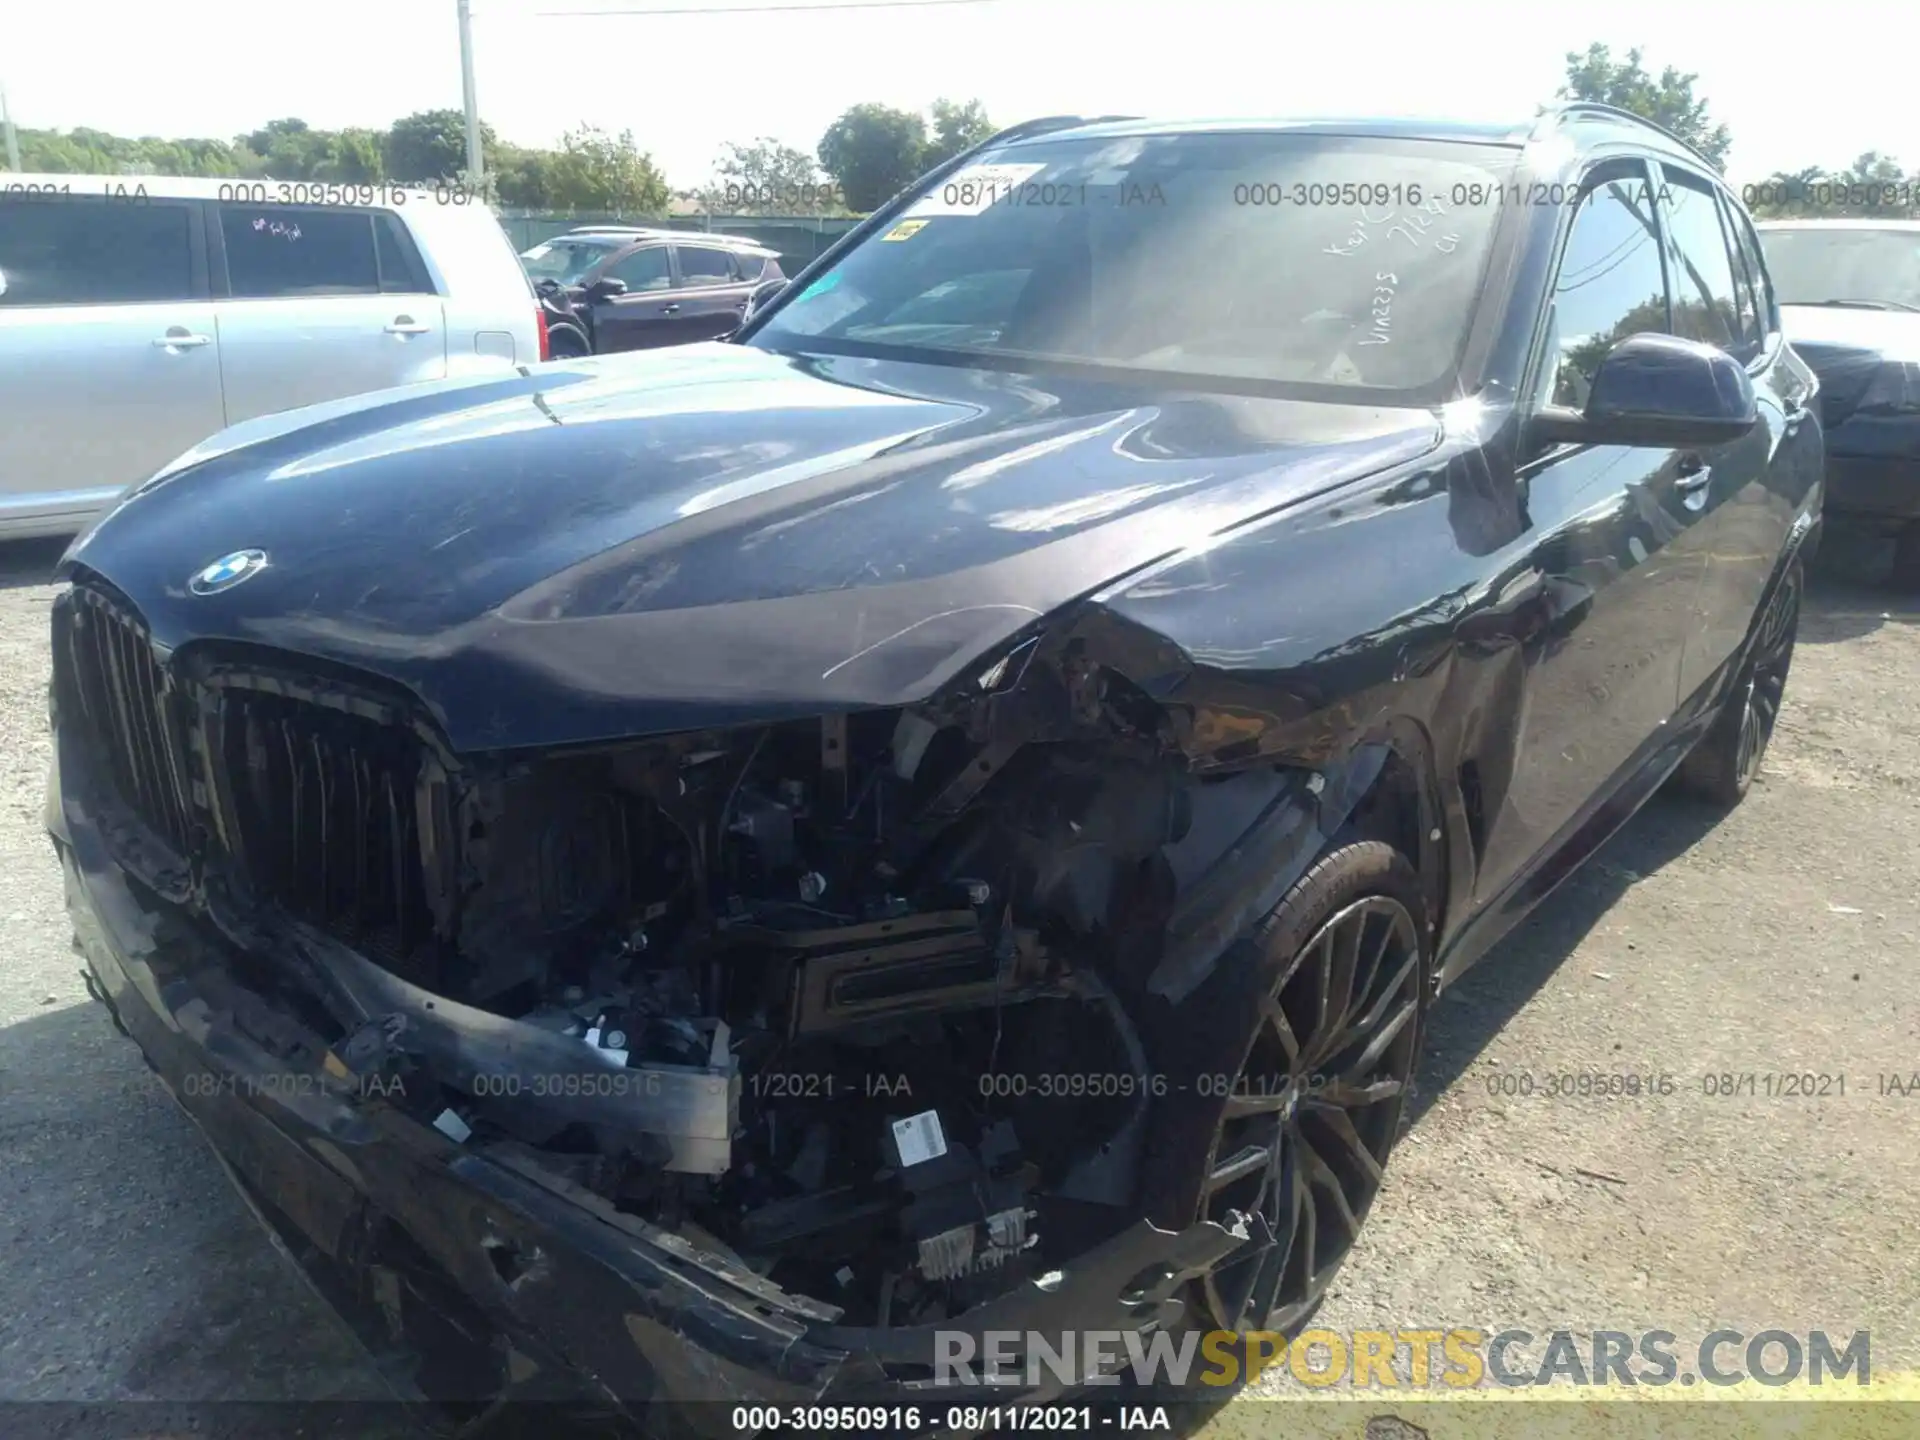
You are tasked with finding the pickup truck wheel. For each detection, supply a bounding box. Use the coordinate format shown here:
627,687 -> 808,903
1674,560 -> 1801,808
1142,840 -> 1430,1336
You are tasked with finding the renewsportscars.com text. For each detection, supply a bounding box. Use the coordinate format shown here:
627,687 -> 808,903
933,1327 -> 1871,1389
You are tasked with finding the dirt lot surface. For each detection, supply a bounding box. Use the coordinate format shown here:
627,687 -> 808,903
0,529 -> 1914,1438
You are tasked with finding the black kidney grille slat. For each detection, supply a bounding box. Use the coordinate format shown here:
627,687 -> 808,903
217,685 -> 434,976
64,589 -> 192,852
62,584 -> 436,982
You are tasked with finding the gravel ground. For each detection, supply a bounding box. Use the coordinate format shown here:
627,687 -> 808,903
0,528 -> 1914,1436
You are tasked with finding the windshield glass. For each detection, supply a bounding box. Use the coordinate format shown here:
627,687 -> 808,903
749,132 -> 1518,398
1758,228 -> 1920,310
521,237 -> 624,285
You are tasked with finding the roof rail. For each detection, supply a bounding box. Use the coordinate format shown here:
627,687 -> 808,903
1539,102 -> 1720,171
976,113 -> 1142,148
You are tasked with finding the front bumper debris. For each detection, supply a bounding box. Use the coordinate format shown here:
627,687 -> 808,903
49,733 -> 1247,1435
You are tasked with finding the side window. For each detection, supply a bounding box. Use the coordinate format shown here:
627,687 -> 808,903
1712,190 -> 1765,361
676,246 -> 736,288
1542,171 -> 1671,410
220,206 -> 381,298
1659,171 -> 1742,353
604,245 -> 673,292
734,253 -> 767,284
0,198 -> 197,307
374,213 -> 434,294
1724,196 -> 1776,341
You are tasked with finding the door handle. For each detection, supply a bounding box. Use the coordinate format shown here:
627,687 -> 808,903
1783,399 -> 1809,434
1674,453 -> 1712,491
152,330 -> 211,349
660,303 -> 681,316
384,318 -> 432,335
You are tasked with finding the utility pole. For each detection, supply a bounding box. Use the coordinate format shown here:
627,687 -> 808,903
456,0 -> 484,183
0,80 -> 21,173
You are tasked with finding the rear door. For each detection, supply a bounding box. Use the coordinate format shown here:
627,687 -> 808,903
1652,166 -> 1800,705
666,243 -> 756,342
0,193 -> 225,525
210,203 -> 449,423
587,243 -> 680,351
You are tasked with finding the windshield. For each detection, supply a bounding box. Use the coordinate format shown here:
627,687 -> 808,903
749,132 -> 1518,398
1758,228 -> 1920,310
521,237 -> 624,285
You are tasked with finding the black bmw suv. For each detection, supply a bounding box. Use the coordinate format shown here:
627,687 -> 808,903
52,106 -> 1818,1432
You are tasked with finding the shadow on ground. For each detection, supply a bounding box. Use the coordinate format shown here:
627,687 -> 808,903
1410,794 -> 1723,1126
0,538 -> 70,593
1799,525 -> 1920,645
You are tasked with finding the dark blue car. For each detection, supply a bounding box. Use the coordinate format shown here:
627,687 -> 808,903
50,105 -> 1819,1431
1758,220 -> 1920,586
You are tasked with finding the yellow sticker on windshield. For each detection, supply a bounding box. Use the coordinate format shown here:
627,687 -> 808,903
882,219 -> 929,241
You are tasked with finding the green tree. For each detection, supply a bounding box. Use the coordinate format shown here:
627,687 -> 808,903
923,97 -> 993,169
707,136 -> 833,213
493,143 -> 562,208
385,109 -> 493,184
1558,43 -> 1732,171
541,126 -> 669,212
817,103 -> 928,211
324,128 -> 388,182
1746,151 -> 1919,218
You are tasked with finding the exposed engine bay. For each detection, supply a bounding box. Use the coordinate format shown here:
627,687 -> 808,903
75,623 -> 1312,1330
321,641 -> 1200,1325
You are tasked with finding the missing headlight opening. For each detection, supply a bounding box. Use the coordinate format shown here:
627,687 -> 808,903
403,641 -> 1229,1324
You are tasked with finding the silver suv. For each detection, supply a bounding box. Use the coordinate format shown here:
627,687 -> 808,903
0,176 -> 545,540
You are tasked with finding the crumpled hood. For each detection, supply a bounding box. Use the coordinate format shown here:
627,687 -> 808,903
64,343 -> 1440,752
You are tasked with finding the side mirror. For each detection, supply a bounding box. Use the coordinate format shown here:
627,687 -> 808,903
585,276 -> 628,300
743,278 -> 788,321
1531,332 -> 1758,449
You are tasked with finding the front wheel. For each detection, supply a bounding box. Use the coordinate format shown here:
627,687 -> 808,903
1141,840 -> 1431,1337
1673,560 -> 1801,807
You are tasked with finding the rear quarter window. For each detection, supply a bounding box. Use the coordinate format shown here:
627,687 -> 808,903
374,212 -> 436,294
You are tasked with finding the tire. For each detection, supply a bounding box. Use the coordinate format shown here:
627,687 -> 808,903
1140,840 -> 1431,1338
1891,522 -> 1920,590
546,323 -> 591,359
1672,559 -> 1802,808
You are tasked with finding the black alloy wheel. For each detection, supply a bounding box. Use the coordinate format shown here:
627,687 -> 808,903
1142,841 -> 1431,1336
1675,561 -> 1801,806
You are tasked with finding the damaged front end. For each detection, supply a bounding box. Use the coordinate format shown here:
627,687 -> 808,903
49,580 -> 1318,1425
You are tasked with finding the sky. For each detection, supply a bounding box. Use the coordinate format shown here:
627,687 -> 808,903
1,0 -> 1911,188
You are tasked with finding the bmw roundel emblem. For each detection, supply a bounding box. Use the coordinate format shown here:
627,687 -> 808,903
188,549 -> 270,595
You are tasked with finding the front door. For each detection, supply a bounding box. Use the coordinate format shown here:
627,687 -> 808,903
0,194 -> 226,524
1473,163 -> 1698,906
589,244 -> 680,352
